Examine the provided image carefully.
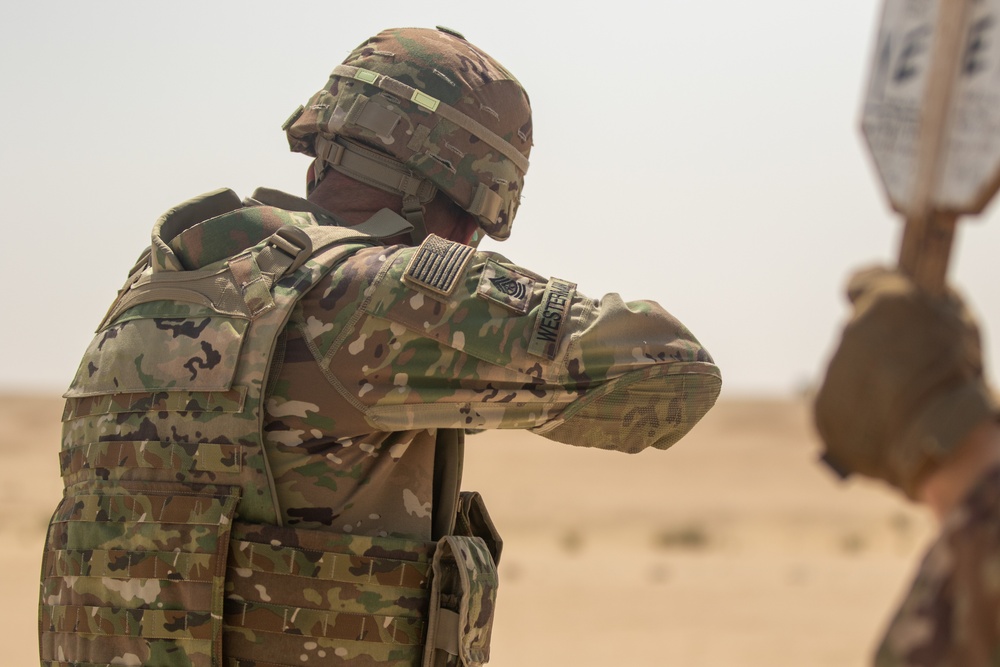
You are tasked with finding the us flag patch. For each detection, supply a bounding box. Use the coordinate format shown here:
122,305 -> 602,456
476,260 -> 535,313
403,234 -> 475,296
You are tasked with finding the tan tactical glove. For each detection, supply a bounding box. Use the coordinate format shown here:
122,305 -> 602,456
814,267 -> 997,499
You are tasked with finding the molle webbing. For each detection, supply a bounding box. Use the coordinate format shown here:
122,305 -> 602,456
222,522 -> 434,667
45,437 -> 484,667
223,496 -> 501,667
40,486 -> 241,666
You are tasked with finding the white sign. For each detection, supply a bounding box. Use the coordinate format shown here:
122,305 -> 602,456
862,0 -> 1000,214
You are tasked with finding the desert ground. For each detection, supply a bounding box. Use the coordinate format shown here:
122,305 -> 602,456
2,393 -> 935,666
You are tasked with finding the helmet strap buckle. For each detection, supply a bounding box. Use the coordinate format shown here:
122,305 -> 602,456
402,194 -> 428,244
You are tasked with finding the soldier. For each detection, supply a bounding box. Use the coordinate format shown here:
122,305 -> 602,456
815,267 -> 1000,666
38,26 -> 721,667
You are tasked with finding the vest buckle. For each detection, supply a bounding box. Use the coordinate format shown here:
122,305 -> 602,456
267,226 -> 313,275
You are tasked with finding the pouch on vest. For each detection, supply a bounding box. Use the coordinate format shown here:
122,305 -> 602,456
454,491 -> 502,567
422,535 -> 499,667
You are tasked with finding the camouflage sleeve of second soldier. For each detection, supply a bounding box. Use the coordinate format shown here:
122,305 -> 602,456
315,236 -> 722,453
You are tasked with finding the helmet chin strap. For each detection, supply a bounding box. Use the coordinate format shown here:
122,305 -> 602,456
314,135 -> 434,244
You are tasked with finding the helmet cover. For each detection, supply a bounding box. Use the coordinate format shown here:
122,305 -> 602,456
286,26 -> 533,240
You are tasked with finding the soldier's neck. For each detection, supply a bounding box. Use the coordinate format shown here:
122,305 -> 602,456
306,171 -> 403,227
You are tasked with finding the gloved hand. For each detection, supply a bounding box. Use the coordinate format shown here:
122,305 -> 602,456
814,266 -> 997,499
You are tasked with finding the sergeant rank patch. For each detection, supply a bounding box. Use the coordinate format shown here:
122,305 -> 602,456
477,260 -> 535,314
528,278 -> 576,360
403,234 -> 475,296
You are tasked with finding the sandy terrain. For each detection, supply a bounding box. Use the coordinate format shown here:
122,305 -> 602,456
2,393 -> 934,666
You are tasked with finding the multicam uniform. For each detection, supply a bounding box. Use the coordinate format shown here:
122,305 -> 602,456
39,187 -> 720,667
875,465 -> 1000,667
263,210 -> 721,541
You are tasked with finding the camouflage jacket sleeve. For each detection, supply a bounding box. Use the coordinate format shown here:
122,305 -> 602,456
296,236 -> 721,453
874,465 -> 1000,666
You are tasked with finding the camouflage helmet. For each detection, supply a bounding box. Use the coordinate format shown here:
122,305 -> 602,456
284,26 -> 532,241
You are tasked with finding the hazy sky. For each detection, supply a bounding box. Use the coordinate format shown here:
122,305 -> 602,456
5,0 -> 1000,396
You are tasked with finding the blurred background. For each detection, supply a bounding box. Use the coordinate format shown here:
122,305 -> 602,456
1,1 -> 971,664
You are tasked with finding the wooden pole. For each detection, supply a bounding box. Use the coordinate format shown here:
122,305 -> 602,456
898,0 -> 971,294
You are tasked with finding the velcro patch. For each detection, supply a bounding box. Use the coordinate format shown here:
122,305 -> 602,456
403,234 -> 475,297
476,260 -> 535,314
528,278 -> 576,360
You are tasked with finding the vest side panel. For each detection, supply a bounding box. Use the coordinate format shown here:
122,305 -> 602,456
40,209 -> 374,667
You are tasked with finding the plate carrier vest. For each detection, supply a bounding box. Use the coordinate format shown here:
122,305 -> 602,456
39,189 -> 502,667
